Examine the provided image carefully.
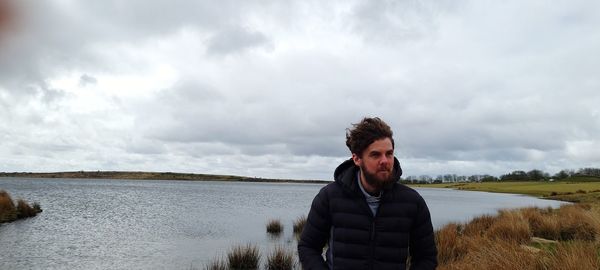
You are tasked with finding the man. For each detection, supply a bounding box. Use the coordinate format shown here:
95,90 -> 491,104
298,117 -> 437,270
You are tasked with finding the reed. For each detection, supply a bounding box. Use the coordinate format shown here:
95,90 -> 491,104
463,214 -> 496,237
556,204 -> 600,241
435,223 -> 470,264
0,190 -> 42,223
0,190 -> 17,222
547,241 -> 600,270
227,244 -> 260,269
435,202 -> 600,269
265,246 -> 295,270
292,215 -> 306,235
16,199 -> 42,218
438,238 -> 544,270
204,257 -> 228,270
266,219 -> 283,234
485,210 -> 531,244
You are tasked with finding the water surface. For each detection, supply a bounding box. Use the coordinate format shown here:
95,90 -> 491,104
0,178 -> 565,269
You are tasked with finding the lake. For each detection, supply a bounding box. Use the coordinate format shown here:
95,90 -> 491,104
0,178 -> 565,269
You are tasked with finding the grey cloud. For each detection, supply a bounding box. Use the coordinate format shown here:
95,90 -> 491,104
206,26 -> 270,55
349,0 -> 460,44
79,74 -> 97,87
129,75 -> 351,157
1,0 -> 599,179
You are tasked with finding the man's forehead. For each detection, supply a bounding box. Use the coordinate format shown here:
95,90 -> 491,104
366,138 -> 394,151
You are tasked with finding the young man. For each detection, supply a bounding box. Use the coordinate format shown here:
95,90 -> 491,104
298,117 -> 437,270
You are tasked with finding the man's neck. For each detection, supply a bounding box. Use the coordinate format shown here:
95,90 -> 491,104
359,171 -> 380,196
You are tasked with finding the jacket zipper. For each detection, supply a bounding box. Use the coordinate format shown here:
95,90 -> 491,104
370,219 -> 376,270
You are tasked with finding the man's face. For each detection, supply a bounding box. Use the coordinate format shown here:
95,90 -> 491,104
352,138 -> 395,190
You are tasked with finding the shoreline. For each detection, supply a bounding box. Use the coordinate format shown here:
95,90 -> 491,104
410,181 -> 600,204
0,171 -> 331,184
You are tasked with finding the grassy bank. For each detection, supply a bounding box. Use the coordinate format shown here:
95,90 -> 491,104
412,181 -> 600,269
411,180 -> 600,202
435,203 -> 600,269
0,190 -> 42,223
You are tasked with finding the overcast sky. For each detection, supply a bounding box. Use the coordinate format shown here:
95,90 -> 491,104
1,0 -> 599,180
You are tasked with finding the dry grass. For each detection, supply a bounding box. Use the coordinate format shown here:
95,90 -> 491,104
266,219 -> 283,234
547,241 -> 600,270
556,204 -> 600,241
204,257 -> 227,270
265,246 -> 295,270
463,214 -> 496,237
227,244 -> 260,269
16,199 -> 42,218
0,190 -> 17,222
436,203 -> 600,270
521,207 -> 560,240
485,210 -> 532,243
435,223 -> 471,264
438,238 -> 545,270
292,215 -> 306,235
0,190 -> 42,223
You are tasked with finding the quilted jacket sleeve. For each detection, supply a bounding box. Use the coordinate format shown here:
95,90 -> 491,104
298,187 -> 331,270
408,194 -> 438,270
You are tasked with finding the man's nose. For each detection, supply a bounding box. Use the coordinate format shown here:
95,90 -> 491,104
380,155 -> 389,165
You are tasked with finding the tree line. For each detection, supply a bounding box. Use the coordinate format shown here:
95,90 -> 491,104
402,167 -> 600,184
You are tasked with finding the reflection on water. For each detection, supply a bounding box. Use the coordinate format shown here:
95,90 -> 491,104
0,178 -> 565,269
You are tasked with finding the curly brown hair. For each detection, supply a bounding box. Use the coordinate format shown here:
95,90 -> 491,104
345,117 -> 394,157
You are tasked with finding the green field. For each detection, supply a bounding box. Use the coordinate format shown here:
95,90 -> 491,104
411,180 -> 600,204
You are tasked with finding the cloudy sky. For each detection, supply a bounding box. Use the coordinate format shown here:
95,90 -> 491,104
0,0 -> 598,180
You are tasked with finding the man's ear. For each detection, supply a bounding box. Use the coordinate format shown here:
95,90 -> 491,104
352,153 -> 361,166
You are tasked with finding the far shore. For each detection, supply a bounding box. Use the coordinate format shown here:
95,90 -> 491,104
411,180 -> 600,203
0,171 -> 331,184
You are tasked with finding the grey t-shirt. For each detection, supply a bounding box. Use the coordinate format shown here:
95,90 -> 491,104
357,173 -> 382,216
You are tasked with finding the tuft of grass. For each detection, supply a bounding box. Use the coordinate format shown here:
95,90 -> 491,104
265,246 -> 295,270
0,190 -> 42,223
435,223 -> 470,265
204,257 -> 228,270
266,219 -> 283,234
438,238 -> 545,270
0,190 -> 17,223
556,204 -> 600,241
16,199 -> 42,218
547,241 -> 600,270
463,214 -> 496,237
485,210 -> 531,244
521,207 -> 561,240
292,215 -> 306,235
227,243 -> 260,269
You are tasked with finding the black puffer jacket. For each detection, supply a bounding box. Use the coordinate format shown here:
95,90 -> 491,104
298,158 -> 437,270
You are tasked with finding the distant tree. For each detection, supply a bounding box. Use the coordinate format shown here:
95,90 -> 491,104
418,175 -> 433,182
527,169 -> 546,181
553,170 -> 570,179
481,175 -> 499,182
577,168 -> 600,177
443,174 -> 456,182
500,170 -> 529,181
468,175 -> 479,182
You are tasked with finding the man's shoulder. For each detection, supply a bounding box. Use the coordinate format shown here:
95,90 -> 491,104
391,183 -> 427,201
315,180 -> 352,200
318,181 -> 343,193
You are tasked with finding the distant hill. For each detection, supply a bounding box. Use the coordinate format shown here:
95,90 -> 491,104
0,171 -> 331,184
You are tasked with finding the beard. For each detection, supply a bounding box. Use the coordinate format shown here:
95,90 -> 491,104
360,163 -> 395,191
